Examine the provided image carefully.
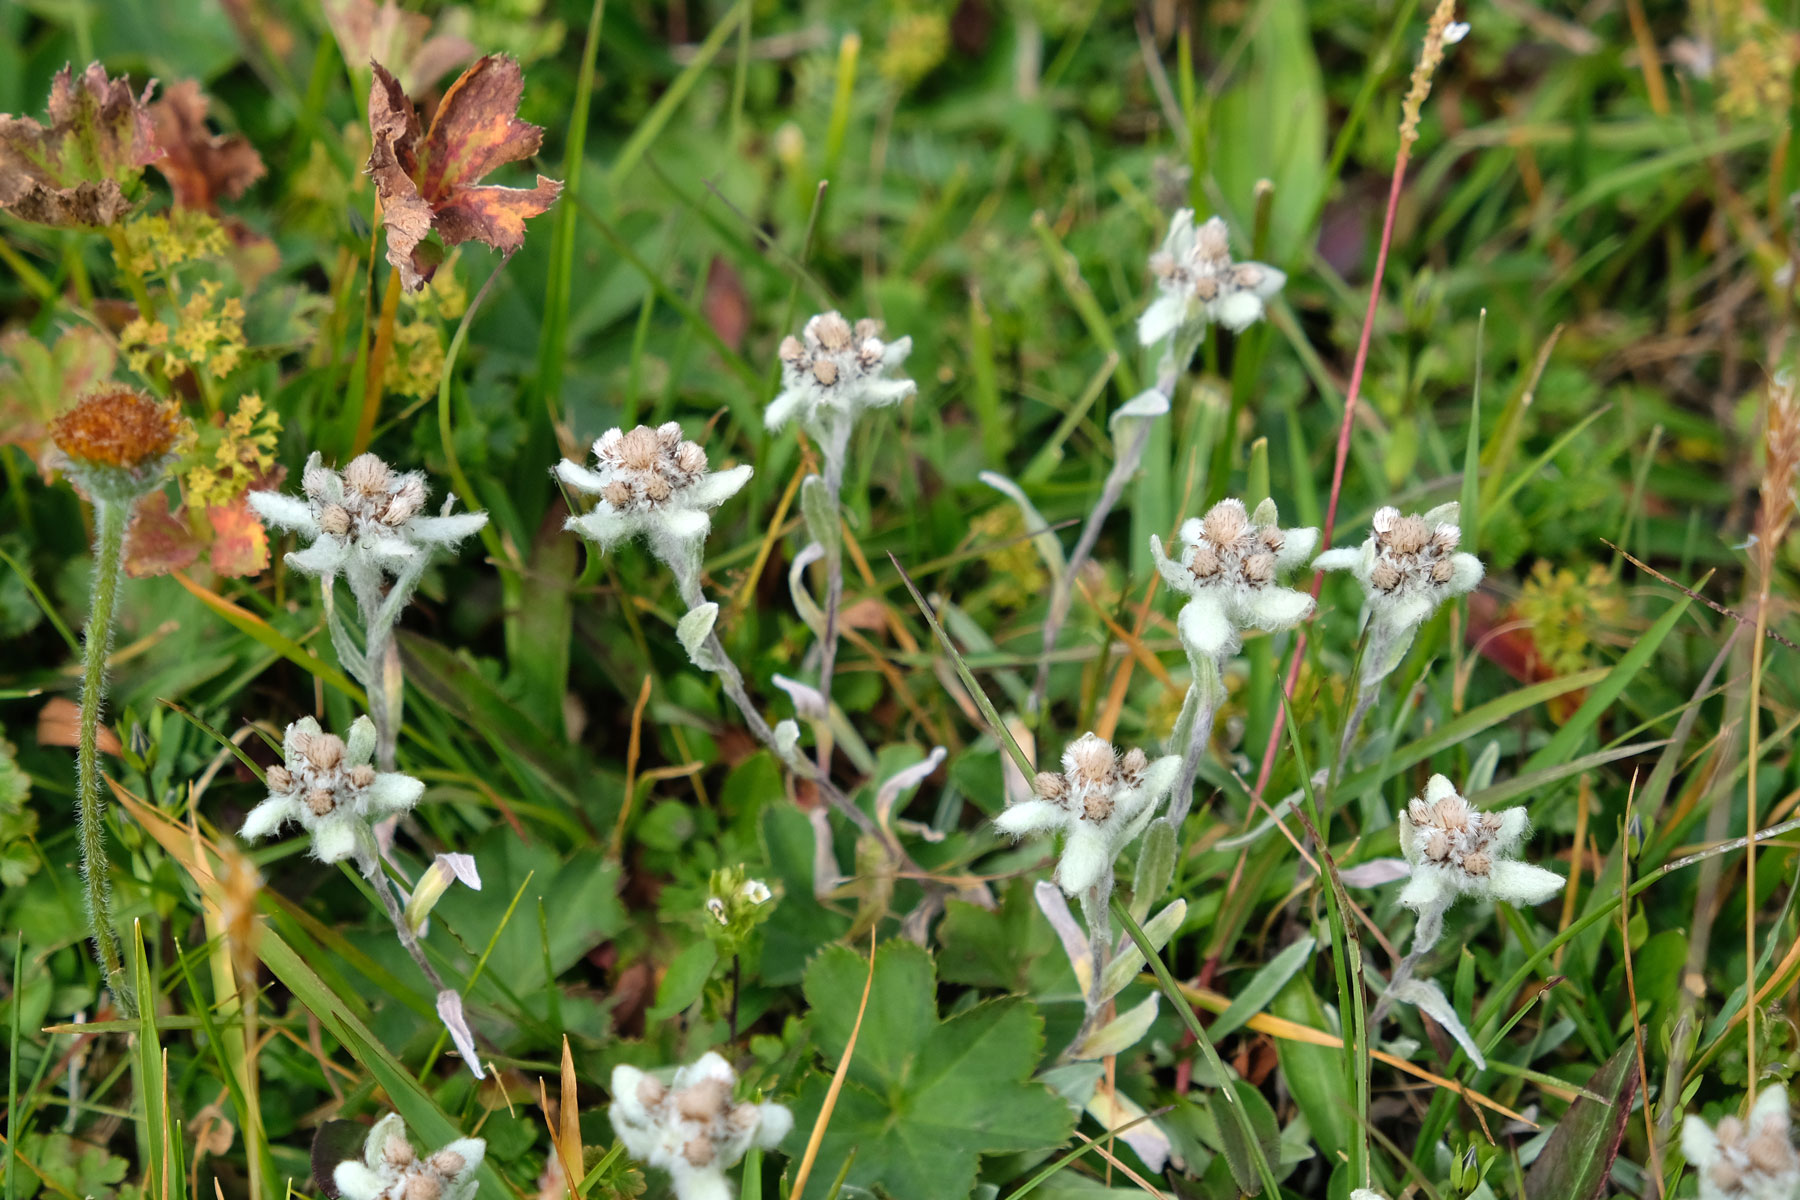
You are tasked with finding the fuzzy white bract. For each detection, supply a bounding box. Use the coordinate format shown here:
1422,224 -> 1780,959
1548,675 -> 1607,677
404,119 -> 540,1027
1137,210 -> 1286,348
1150,497 -> 1317,661
249,452 -> 488,582
610,1052 -> 793,1200
1396,775 -> 1563,920
238,716 -> 422,865
333,1112 -> 485,1200
556,423 -> 752,560
1683,1085 -> 1800,1200
994,734 -> 1180,895
765,311 -> 915,435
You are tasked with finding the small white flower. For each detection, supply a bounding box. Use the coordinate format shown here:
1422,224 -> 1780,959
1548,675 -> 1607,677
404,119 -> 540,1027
738,879 -> 772,905
610,1052 -> 794,1200
764,311 -> 915,434
1137,210 -> 1286,348
239,716 -> 423,865
1150,497 -> 1317,661
1395,775 -> 1563,916
556,423 -> 752,557
1683,1085 -> 1800,1200
994,734 -> 1180,895
333,1112 -> 485,1200
250,452 -> 488,582
1444,20 -> 1470,43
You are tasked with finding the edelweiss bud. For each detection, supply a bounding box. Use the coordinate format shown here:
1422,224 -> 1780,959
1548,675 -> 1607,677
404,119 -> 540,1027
994,733 -> 1180,895
238,715 -> 424,866
764,310 -> 916,433
555,423 -> 752,559
1137,210 -> 1287,349
332,1113 -> 485,1200
610,1053 -> 793,1200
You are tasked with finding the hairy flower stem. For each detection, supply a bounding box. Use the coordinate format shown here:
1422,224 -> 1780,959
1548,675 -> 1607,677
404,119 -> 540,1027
360,850 -> 448,993
1060,879 -> 1115,1058
1337,684 -> 1379,774
811,417 -> 853,772
1029,419 -> 1158,716
1368,903 -> 1443,1026
76,497 -> 133,1015
1164,653 -> 1223,831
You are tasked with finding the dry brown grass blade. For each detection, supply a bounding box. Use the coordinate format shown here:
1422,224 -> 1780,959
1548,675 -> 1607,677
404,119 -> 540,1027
610,673 -> 655,858
1606,542 -> 1793,649
536,1073 -> 583,1199
790,927 -> 877,1200
1070,1125 -> 1166,1198
732,459 -> 807,618
559,1036 -> 581,1184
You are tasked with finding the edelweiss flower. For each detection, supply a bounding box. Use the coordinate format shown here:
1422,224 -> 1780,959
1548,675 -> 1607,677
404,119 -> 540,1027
1313,502 -> 1483,681
1396,775 -> 1563,917
1137,210 -> 1286,347
765,311 -> 915,434
555,423 -> 752,555
249,452 -> 488,580
1683,1085 -> 1800,1200
333,1112 -> 485,1200
239,716 -> 423,865
994,734 -> 1180,895
1150,497 -> 1318,661
611,1052 -> 794,1200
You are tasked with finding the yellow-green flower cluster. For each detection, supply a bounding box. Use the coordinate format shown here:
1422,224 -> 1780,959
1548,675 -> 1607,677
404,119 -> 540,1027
1509,561 -> 1624,677
185,392 -> 281,509
115,209 -> 230,278
121,280 -> 247,380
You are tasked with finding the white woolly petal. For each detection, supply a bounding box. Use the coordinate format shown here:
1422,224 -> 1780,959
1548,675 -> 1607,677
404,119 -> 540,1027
1422,501 -> 1461,527
860,377 -> 917,408
1109,389 -> 1169,434
1311,547 -> 1361,573
764,386 -> 808,432
1397,813 -> 1420,867
568,509 -> 639,551
674,1051 -> 737,1091
1149,534 -> 1197,596
1276,526 -> 1319,571
684,464 -> 753,510
1176,593 -> 1235,659
439,1140 -> 485,1200
667,1164 -> 733,1200
657,509 -> 711,543
362,531 -> 421,562
1492,806 -> 1531,855
1208,291 -> 1266,332
881,334 -> 914,368
1423,775 -> 1458,804
555,460 -> 610,494
1057,827 -> 1111,896
1487,860 -> 1564,907
1136,293 -> 1186,347
363,1113 -> 408,1170
1176,517 -> 1203,544
346,715 -> 377,766
366,772 -> 424,816
1380,593 -> 1437,633
287,537 -> 349,577
1247,263 -> 1287,300
240,796 -> 300,842
1751,1083 -> 1791,1131
1681,1114 -> 1720,1169
247,491 -> 320,536
1137,756 -> 1181,805
334,1162 -> 389,1200
754,1101 -> 794,1149
1235,585 -> 1313,633
1397,869 -> 1447,911
610,1066 -> 652,1124
435,991 -> 486,1080
409,512 -> 488,547
1446,552 -> 1485,596
311,819 -> 359,864
995,800 -> 1066,837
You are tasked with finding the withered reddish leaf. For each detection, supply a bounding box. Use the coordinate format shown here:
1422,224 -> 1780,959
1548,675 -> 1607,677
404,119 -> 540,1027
207,494 -> 270,578
125,489 -> 202,578
365,54 -> 561,291
149,80 -> 265,212
703,257 -> 750,350
0,326 -> 116,469
324,0 -> 474,93
0,63 -> 162,227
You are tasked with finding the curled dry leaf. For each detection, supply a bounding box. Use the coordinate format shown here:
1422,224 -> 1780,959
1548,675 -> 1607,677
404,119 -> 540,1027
149,80 -> 266,212
0,62 -> 162,227
38,697 -> 124,757
365,54 -> 562,291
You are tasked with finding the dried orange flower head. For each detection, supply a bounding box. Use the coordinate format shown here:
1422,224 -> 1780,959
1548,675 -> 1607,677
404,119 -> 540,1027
51,386 -> 184,469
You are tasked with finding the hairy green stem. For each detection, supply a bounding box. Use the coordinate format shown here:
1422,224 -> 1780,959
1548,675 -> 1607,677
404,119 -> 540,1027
77,498 -> 133,1015
1164,652 -> 1222,830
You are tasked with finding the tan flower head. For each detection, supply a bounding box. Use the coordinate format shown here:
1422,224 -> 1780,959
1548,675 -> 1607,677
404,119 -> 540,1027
555,422 -> 752,555
1138,210 -> 1286,347
610,1052 -> 793,1200
1395,775 -> 1563,916
333,1113 -> 485,1200
1684,1085 -> 1800,1200
765,310 -> 915,433
239,715 -> 423,865
49,386 -> 188,502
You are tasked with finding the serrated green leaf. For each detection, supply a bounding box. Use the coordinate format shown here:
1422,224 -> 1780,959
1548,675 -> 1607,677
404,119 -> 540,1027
790,940 -> 1075,1197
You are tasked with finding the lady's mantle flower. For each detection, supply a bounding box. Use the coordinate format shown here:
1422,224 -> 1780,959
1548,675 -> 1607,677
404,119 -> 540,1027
1396,775 -> 1563,916
995,734 -> 1180,895
333,1112 -> 485,1200
765,311 -> 914,434
249,452 -> 487,580
1137,210 -> 1286,347
1683,1085 -> 1800,1200
1314,502 -> 1483,630
239,716 -> 423,865
610,1052 -> 794,1200
555,423 -> 752,554
1150,498 -> 1318,660
50,386 -> 188,503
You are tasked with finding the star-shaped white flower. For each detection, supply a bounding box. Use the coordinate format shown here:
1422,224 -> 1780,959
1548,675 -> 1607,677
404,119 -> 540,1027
1395,775 -> 1563,916
764,311 -> 915,434
994,734 -> 1180,895
1683,1084 -> 1800,1200
239,716 -> 423,865
1313,501 -> 1483,632
1137,210 -> 1286,348
556,423 -> 752,558
610,1052 -> 794,1200
249,452 -> 488,581
1150,497 -> 1317,661
333,1112 -> 485,1200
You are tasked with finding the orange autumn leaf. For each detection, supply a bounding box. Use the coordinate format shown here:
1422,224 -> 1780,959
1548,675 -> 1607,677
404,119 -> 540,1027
149,80 -> 266,212
206,492 -> 270,578
124,489 -> 202,578
38,697 -> 124,757
366,54 -> 562,291
0,63 -> 162,227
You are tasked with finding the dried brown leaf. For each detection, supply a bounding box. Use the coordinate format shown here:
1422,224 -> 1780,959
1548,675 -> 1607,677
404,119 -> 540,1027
124,489 -> 203,578
324,0 -> 475,93
0,62 -> 162,227
206,493 -> 270,578
149,80 -> 265,212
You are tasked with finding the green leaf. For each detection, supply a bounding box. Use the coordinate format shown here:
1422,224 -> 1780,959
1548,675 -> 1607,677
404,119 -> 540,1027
646,939 -> 719,1022
1069,994 -> 1158,1060
1205,1080 -> 1285,1197
1129,818 -> 1177,921
1100,899 -> 1185,1001
789,940 -> 1074,1198
1270,973 -> 1350,1162
1523,1044 -> 1640,1200
1210,935 -> 1315,1042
